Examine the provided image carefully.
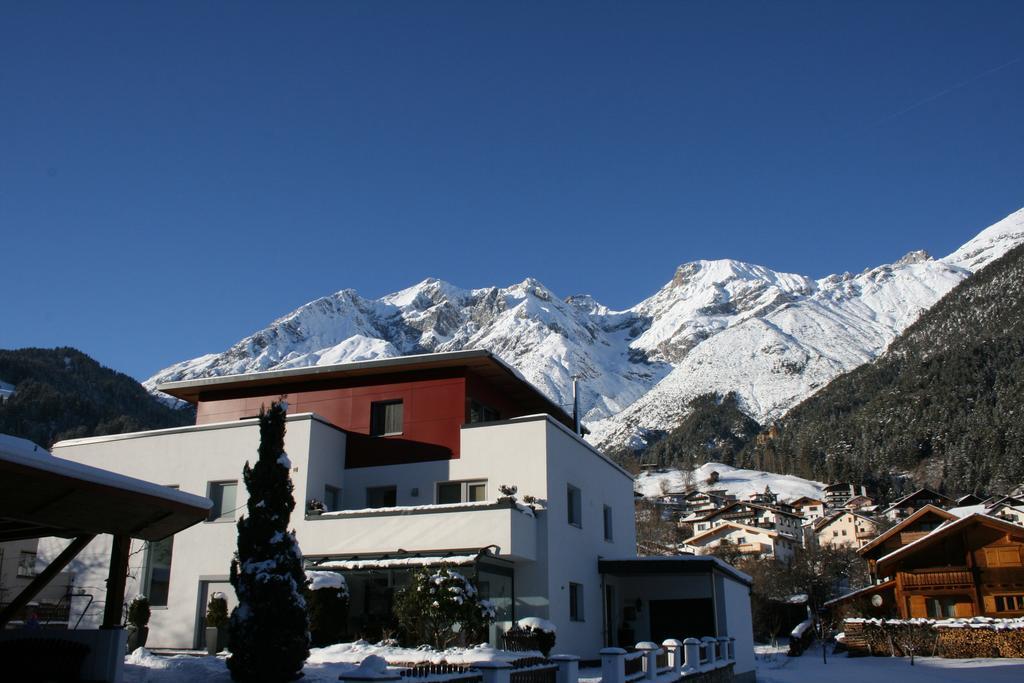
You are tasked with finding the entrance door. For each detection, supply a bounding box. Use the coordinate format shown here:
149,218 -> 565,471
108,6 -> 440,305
195,580 -> 237,649
648,599 -> 716,643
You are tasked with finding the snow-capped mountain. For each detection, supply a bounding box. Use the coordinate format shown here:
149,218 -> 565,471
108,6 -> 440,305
147,208 -> 1024,453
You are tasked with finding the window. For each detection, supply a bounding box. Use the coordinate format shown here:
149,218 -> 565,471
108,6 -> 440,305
567,484 -> 582,528
469,400 -> 500,424
736,536 -> 747,544
367,486 -> 397,509
324,485 -> 341,512
994,595 -> 1024,612
603,505 -> 614,541
17,551 -> 36,578
436,480 -> 487,504
143,536 -> 174,607
207,481 -> 238,522
926,597 -> 958,619
370,400 -> 404,436
569,582 -> 584,621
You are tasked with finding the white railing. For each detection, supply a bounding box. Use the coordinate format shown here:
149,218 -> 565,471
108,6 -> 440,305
600,635 -> 736,682
339,635 -> 737,683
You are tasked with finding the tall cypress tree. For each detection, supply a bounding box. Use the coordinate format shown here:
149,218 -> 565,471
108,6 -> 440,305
228,401 -> 309,681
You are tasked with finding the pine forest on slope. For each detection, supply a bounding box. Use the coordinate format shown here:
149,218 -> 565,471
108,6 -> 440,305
736,241 -> 1024,498
0,347 -> 194,447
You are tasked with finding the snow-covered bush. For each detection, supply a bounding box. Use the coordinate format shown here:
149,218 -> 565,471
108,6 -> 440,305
227,402 -> 310,682
393,565 -> 495,649
128,595 -> 150,629
305,571 -> 350,647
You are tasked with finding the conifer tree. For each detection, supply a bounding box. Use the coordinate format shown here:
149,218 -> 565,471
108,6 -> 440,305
227,401 -> 309,682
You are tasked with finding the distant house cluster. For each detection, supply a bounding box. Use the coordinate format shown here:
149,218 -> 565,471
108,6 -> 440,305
650,475 -> 1024,581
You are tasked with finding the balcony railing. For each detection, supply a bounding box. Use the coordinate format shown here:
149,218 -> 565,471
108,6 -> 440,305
898,568 -> 973,588
304,499 -> 538,561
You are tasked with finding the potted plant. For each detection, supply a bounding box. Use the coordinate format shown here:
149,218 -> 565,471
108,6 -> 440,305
126,595 -> 151,652
306,498 -> 326,516
205,592 -> 230,655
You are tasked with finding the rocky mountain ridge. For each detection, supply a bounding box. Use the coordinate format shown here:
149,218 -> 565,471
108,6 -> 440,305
146,208 -> 1024,453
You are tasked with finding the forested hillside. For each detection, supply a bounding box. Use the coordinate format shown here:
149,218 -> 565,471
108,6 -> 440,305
0,347 -> 193,447
739,242 -> 1024,497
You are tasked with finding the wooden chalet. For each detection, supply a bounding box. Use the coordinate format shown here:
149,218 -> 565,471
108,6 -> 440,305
827,508 -> 1024,619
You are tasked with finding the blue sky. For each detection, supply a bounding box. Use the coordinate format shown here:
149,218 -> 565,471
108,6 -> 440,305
2,1 -> 1022,380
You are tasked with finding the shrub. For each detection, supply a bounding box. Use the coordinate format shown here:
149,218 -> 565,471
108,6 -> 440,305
305,571 -> 350,647
206,593 -> 229,628
393,565 -> 495,649
127,596 -> 150,629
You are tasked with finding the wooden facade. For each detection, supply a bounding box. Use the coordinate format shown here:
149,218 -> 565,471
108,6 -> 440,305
858,513 -> 1024,619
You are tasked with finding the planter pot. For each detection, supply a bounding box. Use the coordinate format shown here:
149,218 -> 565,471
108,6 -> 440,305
126,625 -> 149,653
206,626 -> 219,655
206,626 -> 229,654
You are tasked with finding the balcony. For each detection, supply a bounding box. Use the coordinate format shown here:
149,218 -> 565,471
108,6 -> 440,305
302,499 -> 537,561
898,568 -> 974,589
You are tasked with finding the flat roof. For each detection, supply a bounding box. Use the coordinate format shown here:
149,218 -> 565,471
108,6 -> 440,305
0,434 -> 211,542
599,556 -> 753,586
157,349 -> 574,428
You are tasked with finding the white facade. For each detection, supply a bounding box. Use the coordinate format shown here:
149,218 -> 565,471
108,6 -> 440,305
41,412 -> 638,657
814,511 -> 878,550
682,522 -> 797,563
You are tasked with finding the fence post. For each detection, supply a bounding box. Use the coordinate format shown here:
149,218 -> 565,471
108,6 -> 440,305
474,661 -> 512,683
681,638 -> 700,675
661,640 -> 682,677
717,636 -> 730,663
728,637 -> 736,662
600,647 -> 626,683
701,637 -> 718,671
634,642 -> 658,680
550,654 -> 579,683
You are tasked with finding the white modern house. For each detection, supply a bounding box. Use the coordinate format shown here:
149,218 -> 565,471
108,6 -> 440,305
39,351 -> 754,679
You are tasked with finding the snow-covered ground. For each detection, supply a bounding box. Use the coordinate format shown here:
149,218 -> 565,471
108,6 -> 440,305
755,643 -> 1024,683
634,462 -> 825,502
125,642 -> 541,683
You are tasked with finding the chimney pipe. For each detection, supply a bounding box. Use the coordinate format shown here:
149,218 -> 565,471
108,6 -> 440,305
572,378 -> 581,436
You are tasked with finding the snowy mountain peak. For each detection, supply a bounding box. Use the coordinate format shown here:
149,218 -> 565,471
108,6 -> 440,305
147,208 -> 1024,454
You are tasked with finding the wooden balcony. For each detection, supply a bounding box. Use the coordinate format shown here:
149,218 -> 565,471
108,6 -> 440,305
898,568 -> 973,589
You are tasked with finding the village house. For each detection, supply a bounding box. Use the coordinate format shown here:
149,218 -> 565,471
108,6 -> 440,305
823,483 -> 868,509
827,508 -> 1024,619
812,510 -> 879,550
683,501 -> 803,562
881,487 -> 954,521
38,350 -> 754,673
682,522 -> 798,563
789,496 -> 826,523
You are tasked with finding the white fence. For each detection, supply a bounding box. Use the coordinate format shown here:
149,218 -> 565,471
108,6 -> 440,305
600,637 -> 736,683
340,637 -> 736,683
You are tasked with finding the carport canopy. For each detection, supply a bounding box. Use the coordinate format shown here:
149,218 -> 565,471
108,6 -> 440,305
0,434 -> 212,628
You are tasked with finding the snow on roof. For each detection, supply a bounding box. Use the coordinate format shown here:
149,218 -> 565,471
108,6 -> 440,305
319,500 -> 536,518
686,521 -> 780,544
876,512 -> 1024,568
311,553 -> 482,571
946,504 -> 987,518
0,432 -> 211,511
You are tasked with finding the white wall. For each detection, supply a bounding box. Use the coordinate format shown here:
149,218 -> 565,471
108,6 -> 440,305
541,418 -> 637,657
41,412 -> 639,656
42,415 -> 328,648
721,574 -> 755,681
